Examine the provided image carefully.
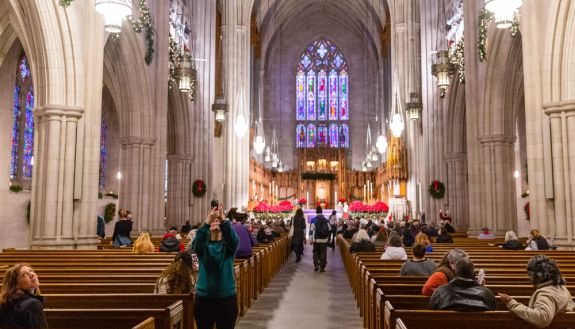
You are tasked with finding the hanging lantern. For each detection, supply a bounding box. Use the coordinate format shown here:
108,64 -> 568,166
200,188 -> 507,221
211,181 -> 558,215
175,52 -> 196,93
361,161 -> 367,172
390,113 -> 404,137
278,161 -> 284,173
376,135 -> 388,154
485,0 -> 523,29
264,146 -> 271,162
431,51 -> 456,98
371,146 -> 379,161
406,92 -> 423,120
234,114 -> 248,137
95,0 -> 133,33
254,135 -> 265,154
211,95 -> 228,122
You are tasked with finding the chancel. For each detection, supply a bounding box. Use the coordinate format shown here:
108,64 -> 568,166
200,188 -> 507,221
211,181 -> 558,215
0,0 -> 574,329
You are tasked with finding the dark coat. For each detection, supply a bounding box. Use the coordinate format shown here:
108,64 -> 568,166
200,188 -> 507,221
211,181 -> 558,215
429,277 -> 497,311
0,292 -> 48,329
501,239 -> 524,250
436,233 -> 454,243
291,215 -> 306,245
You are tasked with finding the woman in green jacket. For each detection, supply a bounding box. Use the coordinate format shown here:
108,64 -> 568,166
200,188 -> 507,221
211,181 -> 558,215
192,206 -> 239,329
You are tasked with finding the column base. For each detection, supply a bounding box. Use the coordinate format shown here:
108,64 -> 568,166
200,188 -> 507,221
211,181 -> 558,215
30,237 -> 101,250
552,239 -> 575,250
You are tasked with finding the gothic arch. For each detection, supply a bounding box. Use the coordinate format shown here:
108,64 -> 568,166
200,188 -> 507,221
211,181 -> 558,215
103,33 -> 154,138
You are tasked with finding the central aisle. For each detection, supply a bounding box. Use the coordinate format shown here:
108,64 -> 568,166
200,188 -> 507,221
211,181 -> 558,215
237,244 -> 363,329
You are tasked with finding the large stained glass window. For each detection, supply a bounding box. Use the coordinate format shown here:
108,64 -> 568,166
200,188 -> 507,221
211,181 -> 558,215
99,112 -> 110,190
10,52 -> 34,184
296,39 -> 349,148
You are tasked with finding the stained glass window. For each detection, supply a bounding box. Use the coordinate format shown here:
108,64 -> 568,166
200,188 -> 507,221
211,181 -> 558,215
296,40 -> 349,148
296,124 -> 306,148
307,124 -> 316,148
99,112 -> 109,189
10,52 -> 34,184
329,124 -> 339,148
296,72 -> 306,120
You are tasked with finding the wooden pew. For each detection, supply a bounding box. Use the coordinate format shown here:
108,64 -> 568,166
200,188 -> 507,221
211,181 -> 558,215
132,317 -> 155,329
44,294 -> 194,329
388,307 -> 575,329
45,300 -> 183,329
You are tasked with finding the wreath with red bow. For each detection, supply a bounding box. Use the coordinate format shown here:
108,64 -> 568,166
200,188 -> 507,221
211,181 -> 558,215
192,179 -> 207,198
428,180 -> 445,199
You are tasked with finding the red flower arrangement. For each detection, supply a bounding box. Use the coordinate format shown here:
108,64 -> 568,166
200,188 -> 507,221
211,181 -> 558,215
338,198 -> 347,203
298,198 -> 307,205
253,200 -> 293,214
349,200 -> 389,217
316,201 -> 329,209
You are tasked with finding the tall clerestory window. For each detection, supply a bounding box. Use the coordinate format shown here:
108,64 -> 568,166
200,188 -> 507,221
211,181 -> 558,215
10,52 -> 34,186
296,39 -> 349,149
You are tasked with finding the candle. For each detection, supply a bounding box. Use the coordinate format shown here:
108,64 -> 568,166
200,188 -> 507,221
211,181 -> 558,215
335,191 -> 338,204
363,185 -> 366,201
306,191 -> 309,206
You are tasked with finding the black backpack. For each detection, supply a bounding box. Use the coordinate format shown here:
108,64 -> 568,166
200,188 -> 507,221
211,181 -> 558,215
315,216 -> 330,239
159,236 -> 180,252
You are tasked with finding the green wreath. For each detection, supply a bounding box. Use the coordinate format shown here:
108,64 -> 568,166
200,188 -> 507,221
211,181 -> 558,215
192,180 -> 207,198
428,180 -> 445,199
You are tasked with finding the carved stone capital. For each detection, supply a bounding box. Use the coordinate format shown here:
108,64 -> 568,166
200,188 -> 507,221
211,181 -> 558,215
35,105 -> 84,120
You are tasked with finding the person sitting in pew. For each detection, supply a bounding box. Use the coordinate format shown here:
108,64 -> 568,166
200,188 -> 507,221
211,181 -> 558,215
371,227 -> 389,248
422,249 -> 469,296
430,258 -> 496,311
498,230 -> 524,250
0,263 -> 49,329
349,228 -> 376,253
154,251 -> 198,294
400,243 -> 437,276
499,255 -> 575,328
525,229 -> 551,251
478,226 -> 496,239
415,232 -> 433,252
380,234 -> 408,260
132,232 -> 155,254
435,227 -> 454,243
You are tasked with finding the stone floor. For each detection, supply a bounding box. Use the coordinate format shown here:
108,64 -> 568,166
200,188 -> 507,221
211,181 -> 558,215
237,244 -> 364,329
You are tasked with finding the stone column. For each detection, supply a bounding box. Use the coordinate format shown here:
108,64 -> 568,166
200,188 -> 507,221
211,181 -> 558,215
30,106 -> 99,248
222,0 -> 254,209
120,137 -> 157,233
470,135 -> 517,235
420,0 -> 449,221
167,154 -> 193,226
445,153 -> 468,229
388,0 -> 421,217
189,0 -> 216,223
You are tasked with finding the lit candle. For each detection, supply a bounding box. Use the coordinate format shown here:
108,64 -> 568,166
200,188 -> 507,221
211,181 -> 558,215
363,185 -> 366,201
306,191 -> 310,206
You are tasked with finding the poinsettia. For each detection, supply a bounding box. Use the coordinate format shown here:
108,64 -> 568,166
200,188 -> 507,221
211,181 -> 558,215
298,198 -> 307,205
338,198 -> 347,203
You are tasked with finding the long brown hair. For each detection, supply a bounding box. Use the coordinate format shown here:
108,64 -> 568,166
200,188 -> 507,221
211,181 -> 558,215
156,252 -> 197,294
0,263 -> 41,305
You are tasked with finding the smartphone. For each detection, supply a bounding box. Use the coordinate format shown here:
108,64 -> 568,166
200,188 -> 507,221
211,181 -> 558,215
210,200 -> 219,210
478,268 -> 486,284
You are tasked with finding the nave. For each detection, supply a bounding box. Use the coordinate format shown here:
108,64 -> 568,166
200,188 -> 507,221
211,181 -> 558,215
237,245 -> 363,329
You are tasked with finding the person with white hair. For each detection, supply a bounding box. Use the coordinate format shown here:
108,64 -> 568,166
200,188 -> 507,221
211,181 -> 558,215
422,249 -> 469,296
349,229 -> 376,253
499,230 -> 524,250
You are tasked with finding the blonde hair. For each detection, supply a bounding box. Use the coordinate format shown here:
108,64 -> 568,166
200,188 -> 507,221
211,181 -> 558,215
415,232 -> 431,246
530,229 -> 542,238
132,232 -> 155,254
0,264 -> 41,305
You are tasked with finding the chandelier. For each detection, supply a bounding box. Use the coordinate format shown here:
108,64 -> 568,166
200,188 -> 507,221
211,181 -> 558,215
234,90 -> 248,137
431,51 -> 456,98
406,92 -> 423,120
390,113 -> 404,138
95,0 -> 133,33
485,0 -> 523,29
376,135 -> 388,154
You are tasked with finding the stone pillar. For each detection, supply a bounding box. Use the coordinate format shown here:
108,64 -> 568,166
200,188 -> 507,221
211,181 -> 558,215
469,135 -> 517,235
30,106 -> 99,248
190,0 -> 216,223
222,0 -> 254,209
420,0 -> 449,221
166,155 -> 193,226
445,153 -> 468,229
120,137 -> 158,233
388,0 -> 421,217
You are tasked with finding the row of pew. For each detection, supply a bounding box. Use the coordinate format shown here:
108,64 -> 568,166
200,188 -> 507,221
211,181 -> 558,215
0,234 -> 290,329
337,236 -> 575,329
